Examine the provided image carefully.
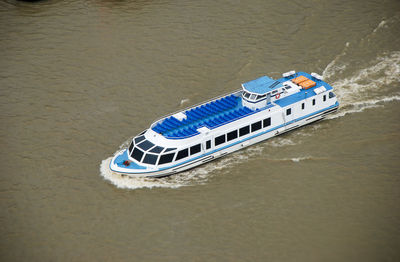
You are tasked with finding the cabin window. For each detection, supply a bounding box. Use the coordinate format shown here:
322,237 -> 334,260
129,141 -> 134,153
206,140 -> 211,150
272,90 -> 278,94
176,148 -> 189,161
323,95 -> 326,101
250,94 -> 257,100
149,146 -> 164,154
227,130 -> 238,141
256,94 -> 266,100
131,147 -> 144,162
190,144 -> 201,155
243,92 -> 251,99
329,92 -> 335,98
143,153 -> 158,165
164,148 -> 176,152
137,140 -> 155,151
134,135 -> 145,144
301,103 -> 305,110
215,134 -> 226,146
251,121 -> 262,132
263,118 -> 271,128
312,99 -> 316,106
239,126 -> 250,136
158,153 -> 175,165
286,108 -> 291,115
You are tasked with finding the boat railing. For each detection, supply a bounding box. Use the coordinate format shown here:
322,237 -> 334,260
150,89 -> 243,129
164,103 -> 276,140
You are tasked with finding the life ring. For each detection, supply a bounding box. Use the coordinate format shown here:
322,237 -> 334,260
275,94 -> 280,99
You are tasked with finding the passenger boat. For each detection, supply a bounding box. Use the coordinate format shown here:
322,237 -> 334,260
110,71 -> 339,177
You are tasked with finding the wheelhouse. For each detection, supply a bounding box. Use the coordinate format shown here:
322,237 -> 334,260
128,135 -> 178,166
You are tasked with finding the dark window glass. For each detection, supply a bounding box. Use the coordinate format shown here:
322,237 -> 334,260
137,140 -> 155,151
129,141 -> 134,153
176,148 -> 189,160
329,92 -> 335,98
323,95 -> 326,101
227,130 -> 238,141
256,94 -> 266,100
312,99 -> 316,106
149,146 -> 164,154
285,85 -> 292,90
301,103 -> 305,110
206,140 -> 211,149
190,144 -> 201,155
139,129 -> 147,135
286,108 -> 291,115
134,135 -> 145,144
263,118 -> 271,128
215,135 -> 226,146
130,147 -> 144,162
251,121 -> 262,132
142,153 -> 158,165
158,153 -> 175,165
239,126 -> 250,136
164,148 -> 176,152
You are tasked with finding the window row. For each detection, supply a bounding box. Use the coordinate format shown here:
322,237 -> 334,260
128,115 -> 276,166
242,91 -> 267,101
129,136 -> 177,156
295,94 -> 329,112
130,143 -> 202,166
214,117 -> 271,147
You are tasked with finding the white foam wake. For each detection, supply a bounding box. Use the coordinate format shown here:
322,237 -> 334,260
322,42 -> 350,80
267,137 -> 297,147
327,94 -> 400,119
321,16 -> 400,121
331,52 -> 400,103
99,145 -> 267,190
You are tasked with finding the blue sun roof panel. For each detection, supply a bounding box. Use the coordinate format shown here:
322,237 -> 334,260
242,76 -> 282,94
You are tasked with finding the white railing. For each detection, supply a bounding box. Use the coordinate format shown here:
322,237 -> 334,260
150,89 -> 243,129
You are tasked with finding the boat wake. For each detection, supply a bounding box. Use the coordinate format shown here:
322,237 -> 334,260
267,156 -> 326,163
99,144 -> 268,190
322,15 -> 400,120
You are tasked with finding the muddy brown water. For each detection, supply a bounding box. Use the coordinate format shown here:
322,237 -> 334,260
1,0 -> 400,261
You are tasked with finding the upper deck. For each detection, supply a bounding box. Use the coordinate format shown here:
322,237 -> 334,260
150,72 -> 333,140
151,93 -> 263,139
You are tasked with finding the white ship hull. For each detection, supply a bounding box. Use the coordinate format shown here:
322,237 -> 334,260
110,96 -> 339,178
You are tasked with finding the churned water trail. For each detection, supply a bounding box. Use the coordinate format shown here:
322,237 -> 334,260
322,17 -> 400,119
100,135 -> 308,189
100,144 -> 270,189
325,51 -> 400,120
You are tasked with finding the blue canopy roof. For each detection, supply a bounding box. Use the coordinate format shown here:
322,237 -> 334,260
242,76 -> 282,95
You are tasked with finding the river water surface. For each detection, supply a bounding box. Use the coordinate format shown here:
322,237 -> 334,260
1,0 -> 400,261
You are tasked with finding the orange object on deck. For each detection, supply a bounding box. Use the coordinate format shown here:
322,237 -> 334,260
299,79 -> 316,89
292,76 -> 308,85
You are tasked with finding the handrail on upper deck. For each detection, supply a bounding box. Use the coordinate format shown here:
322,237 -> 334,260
150,89 -> 243,129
